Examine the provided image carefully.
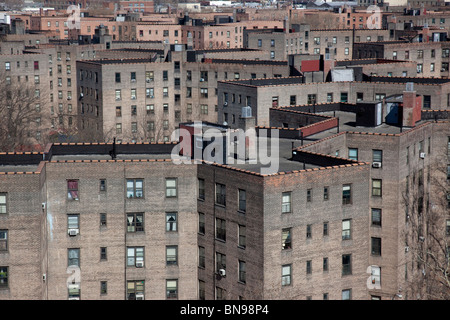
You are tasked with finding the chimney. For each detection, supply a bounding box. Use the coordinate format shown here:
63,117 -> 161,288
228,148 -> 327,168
402,82 -> 421,127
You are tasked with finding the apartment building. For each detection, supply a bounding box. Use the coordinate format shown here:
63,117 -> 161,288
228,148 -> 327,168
245,25 -> 391,61
76,45 -> 293,143
1,116 -> 447,300
354,40 -> 450,77
217,77 -> 450,128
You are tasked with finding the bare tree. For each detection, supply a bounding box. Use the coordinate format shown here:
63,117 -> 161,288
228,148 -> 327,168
0,80 -> 45,152
401,149 -> 450,300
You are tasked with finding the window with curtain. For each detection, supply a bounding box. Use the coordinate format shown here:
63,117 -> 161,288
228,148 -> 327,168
127,213 -> 144,232
67,180 -> 79,200
166,212 -> 177,232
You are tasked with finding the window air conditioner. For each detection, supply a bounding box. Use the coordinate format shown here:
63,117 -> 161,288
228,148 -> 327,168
372,162 -> 382,168
136,261 -> 144,268
68,229 -> 79,236
136,294 -> 144,300
146,79 -> 150,83
419,152 -> 426,159
200,78 -> 205,82
68,297 -> 80,300
219,268 -> 226,277
223,101 -> 228,106
66,58 -> 71,61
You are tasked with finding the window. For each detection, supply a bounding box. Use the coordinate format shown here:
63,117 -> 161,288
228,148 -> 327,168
130,89 -> 136,100
0,267 -> 8,288
372,179 -> 382,197
130,72 -> 136,82
342,184 -> 352,205
238,225 -> 246,248
238,189 -> 246,212
306,225 -> 312,239
0,230 -> 7,251
290,95 -> 296,106
100,281 -> 107,295
323,187 -> 329,200
115,89 -> 121,101
342,219 -> 351,240
166,280 -> 178,299
342,254 -> 352,275
371,208 -> 382,227
370,266 -> 381,287
306,260 -> 312,274
239,261 -> 246,283
100,213 -> 107,227
0,193 -> 6,214
198,178 -> 205,200
282,192 -> 291,213
282,228 -> 292,250
166,246 -> 178,265
115,72 -> 121,83
100,247 -> 107,260
323,222 -> 329,236
165,178 -> 177,197
34,61 -> 39,70
216,286 -> 226,300
327,93 -> 333,103
198,212 -> 205,234
348,148 -> 358,161
127,213 -> 144,232
127,280 -> 144,300
126,179 -> 143,198
323,257 -> 328,272
372,150 -> 382,164
342,289 -> 352,300
116,123 -> 122,134
68,214 -> 79,232
68,248 -> 80,267
166,212 -> 177,232
371,237 -> 382,256
127,247 -> 144,267
200,104 -> 208,115
282,264 -> 291,286
99,179 -> 107,192
417,50 -> 423,59
307,94 -> 316,105
199,246 -> 205,268
67,180 -> 79,200
216,218 -> 226,241
216,252 -> 226,272
306,189 -> 312,202
216,183 -> 226,206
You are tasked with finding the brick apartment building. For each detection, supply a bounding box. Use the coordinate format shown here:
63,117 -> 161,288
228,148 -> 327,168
0,116 -> 448,300
76,44 -> 293,143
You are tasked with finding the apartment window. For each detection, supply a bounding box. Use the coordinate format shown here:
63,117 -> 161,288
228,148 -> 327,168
100,213 -> 107,227
326,93 -> 333,103
306,189 -> 312,202
238,189 -> 246,212
166,280 -> 178,300
306,225 -> 312,239
115,72 -> 121,83
372,150 -> 382,164
238,225 -> 246,248
67,180 -> 79,200
100,281 -> 107,295
348,148 -> 358,161
290,95 -> 296,106
126,179 -> 143,198
116,123 -> 122,134
34,61 -> 39,70
282,228 -> 292,250
417,64 -> 423,73
342,254 -> 352,275
67,214 -> 79,232
130,89 -> 136,100
307,94 -> 316,105
200,105 -> 208,115
0,193 -> 6,214
323,257 -> 329,272
323,222 -> 329,236
216,218 -> 226,241
146,104 -> 154,114
216,252 -> 226,272
198,212 -> 205,234
165,178 -> 177,198
342,184 -> 352,205
423,95 -> 431,109
446,220 -> 450,235
146,88 -> 154,98
282,264 -> 291,286
68,248 -> 80,267
127,247 -> 144,267
200,88 -> 208,98
342,289 -> 352,300
239,261 -> 246,283
198,178 -> 205,200
371,237 -> 382,256
166,212 -> 177,232
145,71 -> 154,82
127,280 -> 144,300
306,260 -> 312,274
199,246 -> 205,268
405,50 -> 410,59
216,183 -> 226,206
342,219 -> 351,240
100,247 -> 107,260
0,230 -> 7,251
417,50 -> 423,59
130,72 -> 136,82
282,192 -> 292,213
372,179 -> 382,197
370,266 -> 381,288
0,267 -> 8,288
270,39 -> 275,47
371,208 -> 382,227
115,89 -> 121,101
270,51 -> 275,59
323,186 -> 329,200
166,246 -> 178,265
127,213 -> 144,232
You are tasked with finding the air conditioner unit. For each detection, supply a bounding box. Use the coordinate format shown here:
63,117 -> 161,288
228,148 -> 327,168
68,297 -> 80,300
200,78 -> 205,82
150,95 -> 154,99
136,294 -> 144,300
405,246 -> 409,253
67,97 -> 72,100
420,152 -> 426,159
66,58 -> 71,61
136,261 -> 144,268
372,162 -> 382,168
223,101 -> 228,106
68,229 -> 79,236
146,79 -> 150,83
41,202 -> 46,210
219,268 -> 226,277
